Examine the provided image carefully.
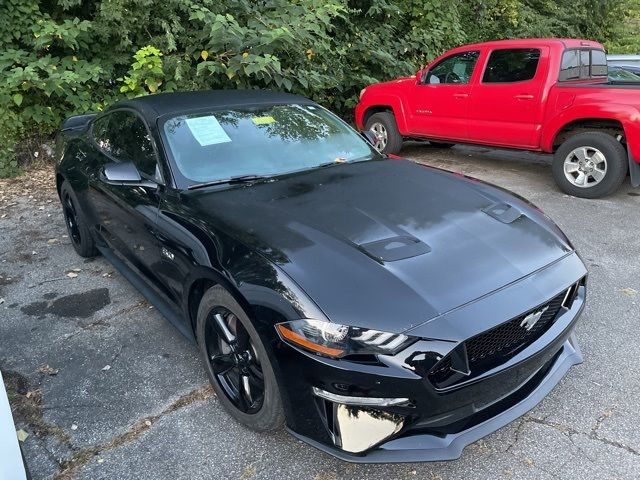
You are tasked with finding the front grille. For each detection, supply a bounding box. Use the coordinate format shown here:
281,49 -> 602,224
428,283 -> 579,388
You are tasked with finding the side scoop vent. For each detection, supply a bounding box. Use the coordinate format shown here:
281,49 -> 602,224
359,235 -> 431,262
482,203 -> 522,224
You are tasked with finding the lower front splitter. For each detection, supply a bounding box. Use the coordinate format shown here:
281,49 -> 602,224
288,333 -> 583,463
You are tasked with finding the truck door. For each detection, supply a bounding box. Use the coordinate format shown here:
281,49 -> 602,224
467,47 -> 548,148
409,50 -> 480,140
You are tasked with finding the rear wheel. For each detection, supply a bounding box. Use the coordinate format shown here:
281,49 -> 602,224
196,285 -> 284,431
364,111 -> 403,155
60,180 -> 98,258
552,132 -> 627,198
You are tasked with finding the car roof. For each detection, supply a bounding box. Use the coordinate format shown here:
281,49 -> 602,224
110,90 -> 314,123
454,38 -> 603,51
607,54 -> 640,61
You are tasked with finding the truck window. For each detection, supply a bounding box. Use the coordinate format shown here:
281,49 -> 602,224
560,51 -> 580,80
482,48 -> 541,83
580,50 -> 590,78
591,50 -> 607,76
425,51 -> 480,85
559,49 -> 608,81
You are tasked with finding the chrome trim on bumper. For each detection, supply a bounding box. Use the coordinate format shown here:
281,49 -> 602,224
312,387 -> 409,407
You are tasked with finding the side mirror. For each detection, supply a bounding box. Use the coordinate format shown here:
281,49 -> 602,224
103,161 -> 142,182
361,130 -> 382,151
416,69 -> 424,84
102,161 -> 157,188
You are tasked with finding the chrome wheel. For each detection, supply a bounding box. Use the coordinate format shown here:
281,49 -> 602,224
205,307 -> 265,414
563,146 -> 607,188
369,122 -> 388,152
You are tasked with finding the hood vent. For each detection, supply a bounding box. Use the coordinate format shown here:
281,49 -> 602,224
482,203 -> 522,224
359,235 -> 431,262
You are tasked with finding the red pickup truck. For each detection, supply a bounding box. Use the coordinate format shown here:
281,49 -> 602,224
355,38 -> 640,198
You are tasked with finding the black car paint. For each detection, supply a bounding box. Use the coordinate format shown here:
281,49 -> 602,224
56,91 -> 586,461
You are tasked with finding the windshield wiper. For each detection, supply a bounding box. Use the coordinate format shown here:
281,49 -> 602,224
188,174 -> 269,190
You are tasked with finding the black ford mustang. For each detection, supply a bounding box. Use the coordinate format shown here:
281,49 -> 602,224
56,91 -> 586,462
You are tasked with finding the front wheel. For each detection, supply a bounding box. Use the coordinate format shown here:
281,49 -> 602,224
552,132 -> 628,198
364,111 -> 403,155
196,285 -> 284,431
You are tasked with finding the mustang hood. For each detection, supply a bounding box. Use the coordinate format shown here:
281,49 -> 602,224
188,159 -> 572,333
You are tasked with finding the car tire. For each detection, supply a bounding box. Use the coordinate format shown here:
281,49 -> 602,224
60,180 -> 99,258
429,141 -> 455,148
196,285 -> 284,432
364,111 -> 403,155
552,132 -> 627,198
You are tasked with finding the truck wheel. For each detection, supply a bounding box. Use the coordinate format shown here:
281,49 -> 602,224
552,132 -> 628,198
364,112 -> 403,155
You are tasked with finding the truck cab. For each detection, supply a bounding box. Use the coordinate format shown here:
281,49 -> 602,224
356,39 -> 640,198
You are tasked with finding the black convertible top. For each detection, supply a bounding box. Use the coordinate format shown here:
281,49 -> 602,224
111,90 -> 313,123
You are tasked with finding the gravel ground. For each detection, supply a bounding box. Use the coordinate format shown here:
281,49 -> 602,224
1,144 -> 639,480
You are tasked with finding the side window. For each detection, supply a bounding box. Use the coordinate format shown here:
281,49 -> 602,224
591,50 -> 608,77
91,115 -> 114,156
580,50 -> 590,78
95,111 -> 158,179
482,49 -> 541,83
559,50 -> 580,81
560,49 -> 608,81
425,51 -> 480,85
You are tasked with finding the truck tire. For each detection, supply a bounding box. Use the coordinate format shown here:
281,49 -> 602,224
364,112 -> 403,155
552,132 -> 628,198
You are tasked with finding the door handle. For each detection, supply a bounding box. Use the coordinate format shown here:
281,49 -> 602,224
514,94 -> 534,100
453,93 -> 469,99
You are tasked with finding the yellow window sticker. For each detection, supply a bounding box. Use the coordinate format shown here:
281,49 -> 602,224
252,116 -> 276,125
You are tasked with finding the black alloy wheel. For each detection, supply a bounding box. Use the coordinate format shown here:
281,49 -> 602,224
205,307 -> 265,414
62,191 -> 81,246
60,180 -> 98,258
196,285 -> 284,431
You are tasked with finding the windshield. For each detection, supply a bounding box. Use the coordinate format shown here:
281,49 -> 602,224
162,104 -> 375,183
608,66 -> 640,83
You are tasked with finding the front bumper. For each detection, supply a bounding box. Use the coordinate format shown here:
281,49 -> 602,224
289,332 -> 582,462
273,258 -> 586,462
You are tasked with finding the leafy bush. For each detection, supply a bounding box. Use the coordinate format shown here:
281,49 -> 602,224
0,0 -> 635,177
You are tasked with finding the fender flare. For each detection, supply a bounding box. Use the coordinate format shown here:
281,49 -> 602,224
542,104 -> 640,153
360,95 -> 410,134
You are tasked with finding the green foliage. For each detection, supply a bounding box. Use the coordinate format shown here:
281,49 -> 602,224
606,0 -> 640,53
119,46 -> 172,96
0,0 -> 637,177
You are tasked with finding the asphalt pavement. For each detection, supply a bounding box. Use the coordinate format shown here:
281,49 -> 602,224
1,144 -> 639,479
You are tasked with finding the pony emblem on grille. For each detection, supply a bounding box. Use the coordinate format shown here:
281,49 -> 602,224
520,305 -> 549,331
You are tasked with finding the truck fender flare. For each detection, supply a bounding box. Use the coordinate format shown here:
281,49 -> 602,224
361,96 -> 409,134
542,105 -> 640,154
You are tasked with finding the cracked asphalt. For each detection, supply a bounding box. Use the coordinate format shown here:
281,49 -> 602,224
1,144 -> 639,480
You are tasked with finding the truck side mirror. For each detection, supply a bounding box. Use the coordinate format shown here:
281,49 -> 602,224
416,69 -> 424,84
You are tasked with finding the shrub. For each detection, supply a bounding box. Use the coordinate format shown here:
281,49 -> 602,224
0,0 -> 634,177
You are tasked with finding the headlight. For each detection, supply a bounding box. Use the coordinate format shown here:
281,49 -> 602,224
276,319 -> 416,358
359,88 -> 367,99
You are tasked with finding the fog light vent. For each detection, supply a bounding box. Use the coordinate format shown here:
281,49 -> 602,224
312,387 -> 407,453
